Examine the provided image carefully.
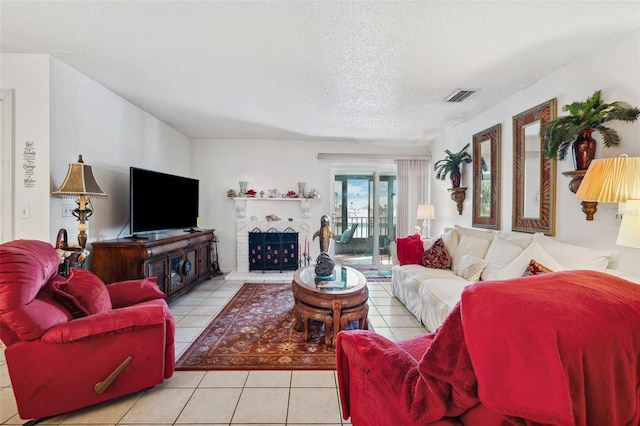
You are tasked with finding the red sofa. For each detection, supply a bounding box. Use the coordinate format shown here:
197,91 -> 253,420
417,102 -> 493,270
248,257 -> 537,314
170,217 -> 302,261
336,270 -> 640,425
0,239 -> 176,420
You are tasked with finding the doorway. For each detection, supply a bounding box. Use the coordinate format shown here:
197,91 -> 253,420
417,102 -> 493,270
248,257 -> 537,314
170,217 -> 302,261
331,166 -> 396,267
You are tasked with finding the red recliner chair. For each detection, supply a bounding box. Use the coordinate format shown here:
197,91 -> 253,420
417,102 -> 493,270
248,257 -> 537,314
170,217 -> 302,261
0,239 -> 175,421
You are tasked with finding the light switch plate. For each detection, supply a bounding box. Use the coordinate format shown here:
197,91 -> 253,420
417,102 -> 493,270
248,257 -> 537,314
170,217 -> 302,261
63,203 -> 75,217
19,204 -> 30,219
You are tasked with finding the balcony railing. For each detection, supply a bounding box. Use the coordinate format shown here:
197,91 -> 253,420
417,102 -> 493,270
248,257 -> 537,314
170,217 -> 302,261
334,216 -> 393,240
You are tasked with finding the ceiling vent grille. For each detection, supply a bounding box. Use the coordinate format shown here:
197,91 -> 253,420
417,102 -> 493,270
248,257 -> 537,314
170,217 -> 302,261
443,89 -> 477,103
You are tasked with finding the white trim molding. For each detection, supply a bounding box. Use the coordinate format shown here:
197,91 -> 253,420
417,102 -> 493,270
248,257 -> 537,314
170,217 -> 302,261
1,89 -> 15,242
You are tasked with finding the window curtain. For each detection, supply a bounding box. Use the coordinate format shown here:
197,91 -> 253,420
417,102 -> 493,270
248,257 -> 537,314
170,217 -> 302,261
396,159 -> 429,238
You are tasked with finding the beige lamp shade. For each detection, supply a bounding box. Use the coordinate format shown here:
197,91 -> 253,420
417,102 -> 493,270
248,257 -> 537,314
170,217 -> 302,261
617,199 -> 640,248
575,156 -> 640,203
416,204 -> 436,220
52,155 -> 107,198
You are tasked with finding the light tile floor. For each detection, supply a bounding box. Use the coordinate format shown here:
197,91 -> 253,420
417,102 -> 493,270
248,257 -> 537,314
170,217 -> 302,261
0,274 -> 427,425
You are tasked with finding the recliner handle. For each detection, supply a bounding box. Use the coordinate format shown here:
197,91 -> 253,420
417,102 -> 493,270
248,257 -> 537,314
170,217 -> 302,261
94,356 -> 133,394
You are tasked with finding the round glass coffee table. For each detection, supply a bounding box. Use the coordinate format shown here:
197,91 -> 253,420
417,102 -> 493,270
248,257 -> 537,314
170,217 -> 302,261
292,265 -> 368,347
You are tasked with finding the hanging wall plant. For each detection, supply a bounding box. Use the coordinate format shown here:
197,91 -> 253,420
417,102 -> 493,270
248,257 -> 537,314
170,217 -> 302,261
541,90 -> 640,170
434,143 -> 472,188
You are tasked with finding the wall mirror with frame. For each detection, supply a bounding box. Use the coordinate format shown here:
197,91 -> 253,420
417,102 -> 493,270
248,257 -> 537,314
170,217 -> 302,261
512,99 -> 557,235
472,124 -> 501,229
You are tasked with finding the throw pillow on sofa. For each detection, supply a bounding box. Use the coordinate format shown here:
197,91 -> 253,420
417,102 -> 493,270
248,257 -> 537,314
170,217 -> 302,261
532,233 -> 617,271
441,228 -> 459,260
522,259 -> 554,276
496,241 -> 564,279
451,226 -> 493,272
47,268 -> 112,317
481,232 -> 533,281
454,254 -> 488,281
396,234 -> 425,265
421,238 -> 451,269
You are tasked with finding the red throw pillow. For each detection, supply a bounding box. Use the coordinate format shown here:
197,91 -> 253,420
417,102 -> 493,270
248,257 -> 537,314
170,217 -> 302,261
421,238 -> 451,269
522,259 -> 553,277
107,277 -> 164,308
396,234 -> 424,265
48,268 -> 112,317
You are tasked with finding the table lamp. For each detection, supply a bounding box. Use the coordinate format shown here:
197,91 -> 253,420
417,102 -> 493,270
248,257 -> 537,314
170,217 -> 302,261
416,204 -> 435,238
52,155 -> 107,248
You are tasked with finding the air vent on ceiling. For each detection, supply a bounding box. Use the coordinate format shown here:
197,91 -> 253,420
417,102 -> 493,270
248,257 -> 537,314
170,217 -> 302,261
443,89 -> 477,103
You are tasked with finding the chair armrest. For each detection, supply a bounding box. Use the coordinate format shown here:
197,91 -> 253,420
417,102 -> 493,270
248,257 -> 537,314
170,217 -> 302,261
107,277 -> 165,308
337,329 -> 474,424
336,330 -> 441,424
40,304 -> 165,344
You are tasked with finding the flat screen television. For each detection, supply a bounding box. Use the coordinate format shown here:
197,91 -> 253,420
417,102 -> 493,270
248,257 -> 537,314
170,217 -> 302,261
130,167 -> 199,235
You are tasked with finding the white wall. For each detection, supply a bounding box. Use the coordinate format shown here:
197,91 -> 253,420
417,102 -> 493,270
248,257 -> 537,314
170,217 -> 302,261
192,139 -> 427,271
1,54 -> 51,241
429,28 -> 640,275
1,54 -> 193,255
49,57 -> 192,249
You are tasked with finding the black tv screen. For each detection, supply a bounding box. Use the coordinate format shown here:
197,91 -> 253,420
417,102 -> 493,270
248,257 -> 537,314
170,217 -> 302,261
130,167 -> 199,234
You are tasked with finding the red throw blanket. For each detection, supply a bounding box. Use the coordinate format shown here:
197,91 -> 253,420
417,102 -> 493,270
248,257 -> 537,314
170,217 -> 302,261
336,270 -> 640,425
396,233 -> 424,265
462,270 -> 640,425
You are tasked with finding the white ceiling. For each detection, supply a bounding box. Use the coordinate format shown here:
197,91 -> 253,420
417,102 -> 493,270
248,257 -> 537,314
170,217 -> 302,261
1,1 -> 639,143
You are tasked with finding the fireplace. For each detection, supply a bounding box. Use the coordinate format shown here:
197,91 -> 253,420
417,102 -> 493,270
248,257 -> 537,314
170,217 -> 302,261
236,219 -> 310,274
249,227 -> 298,272
231,197 -> 313,275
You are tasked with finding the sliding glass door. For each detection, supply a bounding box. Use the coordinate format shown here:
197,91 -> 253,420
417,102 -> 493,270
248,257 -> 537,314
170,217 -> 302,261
332,170 -> 396,265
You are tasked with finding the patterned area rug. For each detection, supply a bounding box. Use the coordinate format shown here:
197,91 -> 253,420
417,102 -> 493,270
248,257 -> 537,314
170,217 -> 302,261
361,269 -> 392,281
176,283 -> 368,370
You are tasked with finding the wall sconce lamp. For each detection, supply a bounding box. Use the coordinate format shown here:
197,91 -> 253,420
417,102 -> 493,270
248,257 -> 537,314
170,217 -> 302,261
416,204 -> 436,238
616,199 -> 640,248
52,155 -> 107,248
575,155 -> 640,220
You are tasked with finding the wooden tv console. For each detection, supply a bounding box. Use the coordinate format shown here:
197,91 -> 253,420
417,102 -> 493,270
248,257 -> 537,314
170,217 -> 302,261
92,229 -> 216,302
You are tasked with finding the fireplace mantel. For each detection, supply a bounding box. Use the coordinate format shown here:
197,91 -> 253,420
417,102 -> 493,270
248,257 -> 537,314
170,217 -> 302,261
232,197 -> 313,218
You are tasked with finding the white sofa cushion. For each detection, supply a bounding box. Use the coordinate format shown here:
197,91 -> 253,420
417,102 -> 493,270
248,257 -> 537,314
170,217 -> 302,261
451,226 -> 493,271
441,228 -> 459,259
391,264 -> 466,327
481,232 -> 533,281
418,278 -> 470,332
532,233 -> 618,271
496,240 -> 564,279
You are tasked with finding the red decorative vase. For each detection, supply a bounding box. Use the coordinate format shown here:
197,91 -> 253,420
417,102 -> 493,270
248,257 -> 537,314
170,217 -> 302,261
450,171 -> 461,188
572,129 -> 597,170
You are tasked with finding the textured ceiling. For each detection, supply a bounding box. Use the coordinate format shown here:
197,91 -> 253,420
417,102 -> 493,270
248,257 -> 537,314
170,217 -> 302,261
1,1 -> 639,143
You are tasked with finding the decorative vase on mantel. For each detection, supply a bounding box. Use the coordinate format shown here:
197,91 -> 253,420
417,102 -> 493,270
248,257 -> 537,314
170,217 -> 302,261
572,129 -> 597,170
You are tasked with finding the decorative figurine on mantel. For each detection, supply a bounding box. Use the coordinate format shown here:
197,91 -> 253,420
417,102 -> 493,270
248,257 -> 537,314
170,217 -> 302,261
312,214 -> 336,278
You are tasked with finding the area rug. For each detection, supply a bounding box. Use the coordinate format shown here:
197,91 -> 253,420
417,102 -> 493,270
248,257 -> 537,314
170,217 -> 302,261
361,269 -> 392,281
176,283 -> 369,370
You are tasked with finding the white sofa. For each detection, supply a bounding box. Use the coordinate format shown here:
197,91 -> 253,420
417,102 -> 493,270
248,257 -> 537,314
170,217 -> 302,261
390,225 -> 636,332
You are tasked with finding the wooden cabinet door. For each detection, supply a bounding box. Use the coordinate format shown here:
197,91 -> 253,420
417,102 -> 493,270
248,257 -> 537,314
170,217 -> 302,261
168,251 -> 186,293
196,242 -> 211,278
185,247 -> 198,284
144,257 -> 167,294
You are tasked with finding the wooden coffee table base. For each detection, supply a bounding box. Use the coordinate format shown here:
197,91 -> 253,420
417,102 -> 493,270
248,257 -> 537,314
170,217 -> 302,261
295,301 -> 333,346
340,303 -> 369,331
292,265 -> 369,347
